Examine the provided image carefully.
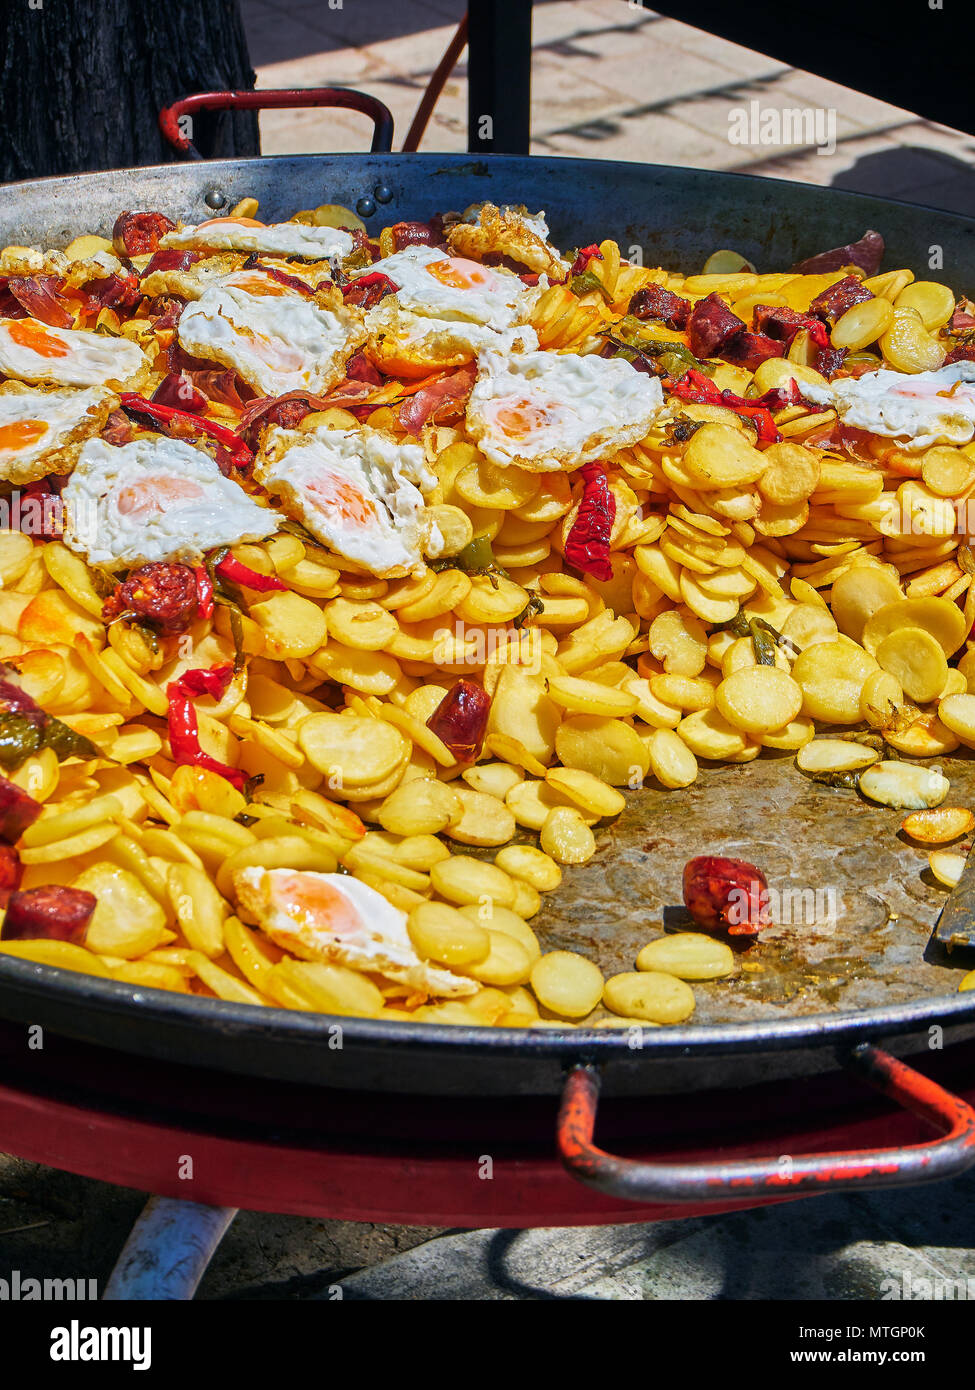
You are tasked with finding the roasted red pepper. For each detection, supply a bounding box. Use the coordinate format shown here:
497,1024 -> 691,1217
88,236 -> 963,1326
664,370 -> 781,444
564,462 -> 615,582
194,565 -> 214,621
427,680 -> 491,762
569,244 -> 603,277
170,663 -> 234,702
341,272 -> 399,310
119,393 -> 253,469
213,553 -> 286,592
167,682 -> 245,789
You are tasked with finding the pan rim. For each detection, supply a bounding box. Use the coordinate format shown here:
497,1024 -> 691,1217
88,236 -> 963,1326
1,154 -> 973,1067
1,951 -> 973,1059
2,151 -> 974,241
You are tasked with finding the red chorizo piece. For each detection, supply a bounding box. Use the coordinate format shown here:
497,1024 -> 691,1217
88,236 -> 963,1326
112,211 -> 176,258
945,344 -> 975,365
719,331 -> 784,371
427,681 -> 491,762
813,344 -> 849,379
808,274 -> 874,322
627,284 -> 692,329
0,846 -> 22,907
102,563 -> 199,634
687,293 -> 746,358
791,230 -> 884,277
390,221 -> 441,252
102,410 -> 134,446
141,249 -> 202,277
751,304 -> 818,344
1,885 -> 97,943
0,775 -> 42,842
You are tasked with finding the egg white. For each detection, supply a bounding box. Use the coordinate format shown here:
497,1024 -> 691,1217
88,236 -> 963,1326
0,386 -> 115,479
467,348 -> 666,471
804,362 -> 975,451
354,244 -> 530,329
177,286 -> 364,397
255,424 -> 436,577
0,318 -> 147,389
234,866 -> 477,998
160,218 -> 355,260
63,435 -> 283,570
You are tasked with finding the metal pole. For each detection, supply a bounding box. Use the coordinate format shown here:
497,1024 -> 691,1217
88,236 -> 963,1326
467,0 -> 532,155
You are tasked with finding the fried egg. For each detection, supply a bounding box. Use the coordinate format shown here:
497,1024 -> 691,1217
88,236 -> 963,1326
467,348 -> 665,471
447,202 -> 570,277
255,424 -> 437,577
354,243 -> 531,329
0,317 -> 148,389
160,216 -> 355,260
365,299 -> 538,378
177,285 -> 366,397
140,256 -> 335,303
234,866 -> 477,998
62,435 -> 283,570
802,362 -> 975,451
0,383 -> 117,485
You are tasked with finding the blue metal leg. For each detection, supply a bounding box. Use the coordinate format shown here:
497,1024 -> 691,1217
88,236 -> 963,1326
102,1197 -> 238,1300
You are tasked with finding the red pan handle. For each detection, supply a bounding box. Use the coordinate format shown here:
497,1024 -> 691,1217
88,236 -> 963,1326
558,1042 -> 975,1203
159,88 -> 395,159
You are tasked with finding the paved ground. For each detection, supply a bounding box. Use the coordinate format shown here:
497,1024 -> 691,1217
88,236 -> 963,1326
240,0 -> 975,215
3,1148 -> 975,1300
3,0 -> 975,1302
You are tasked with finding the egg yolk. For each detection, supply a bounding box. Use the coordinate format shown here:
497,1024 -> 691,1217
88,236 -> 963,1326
0,419 -> 47,453
273,872 -> 364,936
493,397 -> 551,438
116,474 -> 206,516
7,320 -> 69,358
426,257 -> 492,291
305,472 -> 376,527
226,274 -> 289,297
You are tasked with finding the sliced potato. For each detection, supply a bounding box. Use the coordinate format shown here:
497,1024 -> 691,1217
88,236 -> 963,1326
796,739 -> 880,774
901,806 -> 975,844
859,761 -> 949,810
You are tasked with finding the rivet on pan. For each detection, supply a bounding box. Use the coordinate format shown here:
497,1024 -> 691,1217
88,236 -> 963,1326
373,182 -> 393,204
356,196 -> 377,219
204,187 -> 227,210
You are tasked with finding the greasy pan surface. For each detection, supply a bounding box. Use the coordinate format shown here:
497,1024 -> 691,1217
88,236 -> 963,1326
1,154 -> 975,1096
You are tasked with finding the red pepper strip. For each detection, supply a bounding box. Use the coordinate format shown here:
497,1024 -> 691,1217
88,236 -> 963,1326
663,372 -> 781,444
171,663 -> 234,701
564,462 -> 615,582
167,689 -> 245,789
214,553 -> 286,592
194,565 -> 214,621
569,244 -> 603,277
119,393 -> 253,469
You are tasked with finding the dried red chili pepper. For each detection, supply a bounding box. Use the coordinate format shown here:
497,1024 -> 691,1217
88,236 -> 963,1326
564,462 -> 615,582
195,565 -> 214,621
167,688 -> 245,789
119,393 -> 253,469
213,553 -> 286,593
426,680 -> 491,762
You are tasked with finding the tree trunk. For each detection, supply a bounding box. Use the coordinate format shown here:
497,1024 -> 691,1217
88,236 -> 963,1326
0,0 -> 260,182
